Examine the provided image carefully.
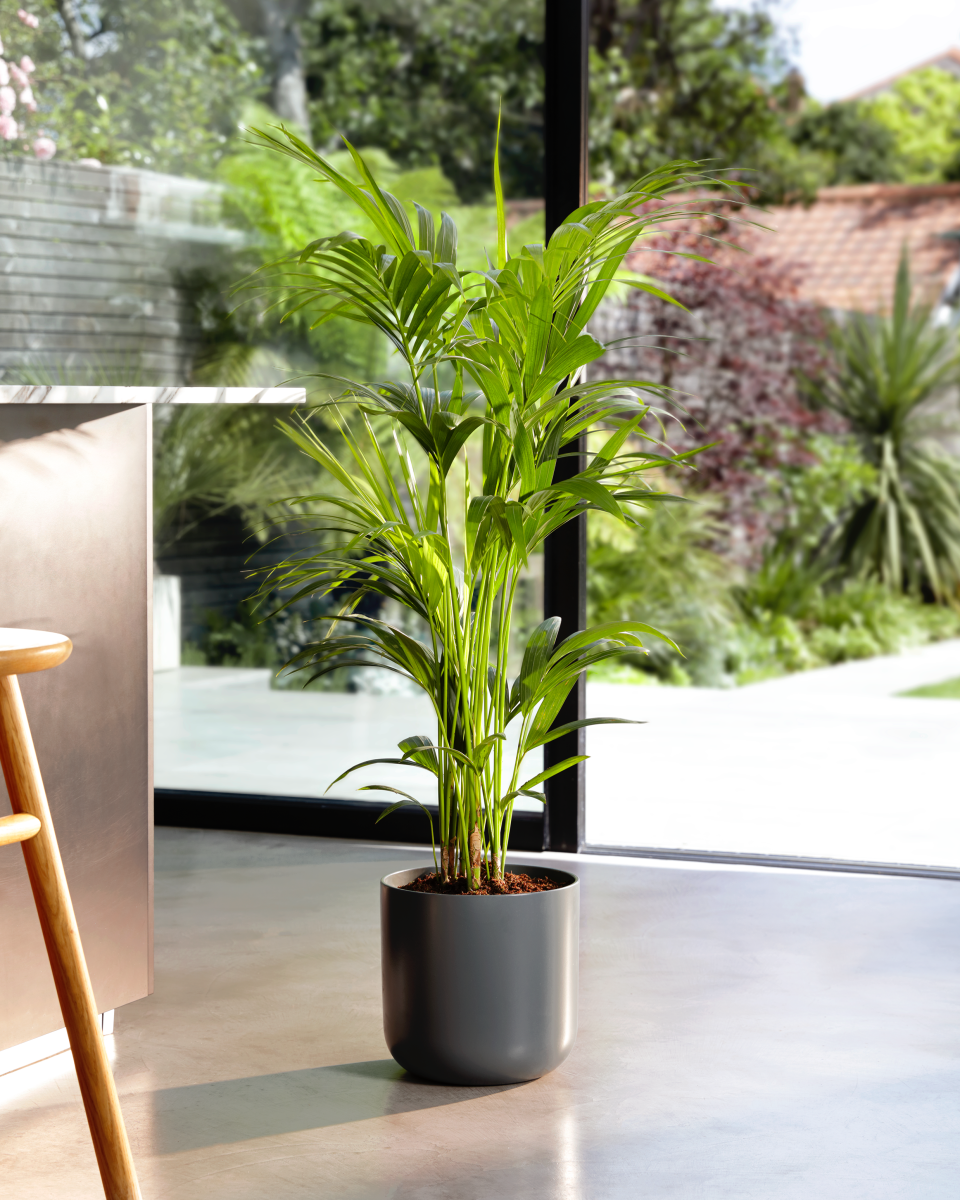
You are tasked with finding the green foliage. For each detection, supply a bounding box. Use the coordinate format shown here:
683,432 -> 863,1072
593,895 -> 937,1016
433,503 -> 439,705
809,582 -> 959,659
587,500 -> 736,686
250,125 -> 718,886
732,578 -> 960,683
187,601 -> 279,668
863,67 -> 960,184
7,0 -> 261,173
802,254 -> 960,600
302,0 -> 544,201
221,114 -> 460,254
771,434 -> 878,554
736,413 -> 960,672
183,593 -> 367,683
732,437 -> 960,677
788,101 -> 900,186
733,539 -> 835,626
587,10 -> 960,196
587,0 -> 805,199
587,431 -> 960,688
294,0 -> 855,205
785,66 -> 960,190
901,675 -> 960,698
193,110 -> 542,386
152,404 -> 319,554
221,110 -> 526,272
189,119 -> 400,384
603,557 -> 960,688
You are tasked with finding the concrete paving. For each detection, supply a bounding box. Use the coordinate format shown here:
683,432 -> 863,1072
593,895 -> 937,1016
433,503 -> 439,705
586,638 -> 960,867
155,666 -> 439,802
153,667 -> 541,812
2,828 -> 959,1198
156,640 -> 960,869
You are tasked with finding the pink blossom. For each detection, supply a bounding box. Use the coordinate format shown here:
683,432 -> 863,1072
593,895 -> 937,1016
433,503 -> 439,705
17,10 -> 39,29
20,56 -> 34,75
9,64 -> 27,88
0,86 -> 15,116
0,62 -> 9,88
33,136 -> 55,160
19,86 -> 34,113
0,114 -> 18,141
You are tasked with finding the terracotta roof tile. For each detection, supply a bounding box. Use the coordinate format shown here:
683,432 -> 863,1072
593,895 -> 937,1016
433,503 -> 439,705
747,183 -> 960,313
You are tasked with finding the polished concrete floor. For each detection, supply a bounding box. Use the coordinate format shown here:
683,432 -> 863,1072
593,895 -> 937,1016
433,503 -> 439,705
3,828 -> 960,1198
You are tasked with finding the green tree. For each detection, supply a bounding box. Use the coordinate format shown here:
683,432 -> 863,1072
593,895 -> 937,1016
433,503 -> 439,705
293,0 -> 841,204
300,0 -> 544,201
8,0 -> 262,175
588,0 -> 814,198
788,100 -> 900,186
863,66 -> 960,184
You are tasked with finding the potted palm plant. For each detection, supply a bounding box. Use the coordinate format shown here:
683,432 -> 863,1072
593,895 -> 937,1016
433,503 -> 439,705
252,123 -> 710,1084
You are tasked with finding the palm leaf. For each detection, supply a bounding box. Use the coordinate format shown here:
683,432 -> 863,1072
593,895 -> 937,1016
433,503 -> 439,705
246,131 -> 730,884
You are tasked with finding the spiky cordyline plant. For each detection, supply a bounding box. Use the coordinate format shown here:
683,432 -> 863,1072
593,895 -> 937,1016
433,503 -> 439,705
252,123 -> 717,889
803,254 -> 960,601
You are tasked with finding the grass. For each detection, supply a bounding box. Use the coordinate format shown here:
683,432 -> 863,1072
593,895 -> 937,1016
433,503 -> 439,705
899,676 -> 960,699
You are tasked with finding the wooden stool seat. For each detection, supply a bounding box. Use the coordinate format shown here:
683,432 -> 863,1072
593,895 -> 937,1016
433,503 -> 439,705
0,628 -> 141,1199
0,628 -> 72,676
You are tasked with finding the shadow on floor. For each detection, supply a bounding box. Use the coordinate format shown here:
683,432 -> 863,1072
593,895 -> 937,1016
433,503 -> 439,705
152,1058 -> 516,1153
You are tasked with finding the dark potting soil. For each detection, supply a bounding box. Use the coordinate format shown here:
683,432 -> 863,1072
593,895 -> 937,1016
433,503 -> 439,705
401,871 -> 559,896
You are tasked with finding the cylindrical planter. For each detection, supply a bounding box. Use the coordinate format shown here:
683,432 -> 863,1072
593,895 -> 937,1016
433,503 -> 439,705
381,864 -> 579,1085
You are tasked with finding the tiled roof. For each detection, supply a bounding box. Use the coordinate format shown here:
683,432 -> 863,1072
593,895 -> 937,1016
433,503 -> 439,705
748,183 -> 960,313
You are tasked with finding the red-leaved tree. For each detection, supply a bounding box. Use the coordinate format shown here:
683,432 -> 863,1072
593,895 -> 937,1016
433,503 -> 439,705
589,217 -> 836,560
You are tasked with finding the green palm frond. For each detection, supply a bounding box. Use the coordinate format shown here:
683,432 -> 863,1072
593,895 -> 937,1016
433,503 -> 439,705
251,123 -> 730,887
153,405 -> 315,554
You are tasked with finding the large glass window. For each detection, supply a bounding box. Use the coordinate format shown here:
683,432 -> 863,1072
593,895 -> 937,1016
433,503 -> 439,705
0,0 -> 544,821
581,1 -> 960,870
10,1 -> 959,869
125,2 -> 545,819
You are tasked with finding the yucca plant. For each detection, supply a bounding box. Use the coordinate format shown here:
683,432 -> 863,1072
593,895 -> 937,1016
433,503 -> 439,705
803,254 -> 960,601
252,123 -> 716,890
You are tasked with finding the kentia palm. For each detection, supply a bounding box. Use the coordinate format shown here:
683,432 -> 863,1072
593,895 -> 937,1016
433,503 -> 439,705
253,122 -> 709,890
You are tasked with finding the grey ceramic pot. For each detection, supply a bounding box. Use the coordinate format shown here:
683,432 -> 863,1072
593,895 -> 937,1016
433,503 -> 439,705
380,864 -> 579,1086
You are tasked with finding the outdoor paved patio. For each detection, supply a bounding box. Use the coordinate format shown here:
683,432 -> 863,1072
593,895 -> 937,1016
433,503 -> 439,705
156,639 -> 960,868
586,638 -> 960,866
2,828 -> 959,1198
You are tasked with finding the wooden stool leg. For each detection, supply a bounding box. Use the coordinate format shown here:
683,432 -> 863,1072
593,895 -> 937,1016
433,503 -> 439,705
0,674 -> 141,1200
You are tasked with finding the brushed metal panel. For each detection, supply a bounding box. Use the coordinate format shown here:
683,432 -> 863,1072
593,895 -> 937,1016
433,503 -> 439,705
0,404 -> 151,1050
